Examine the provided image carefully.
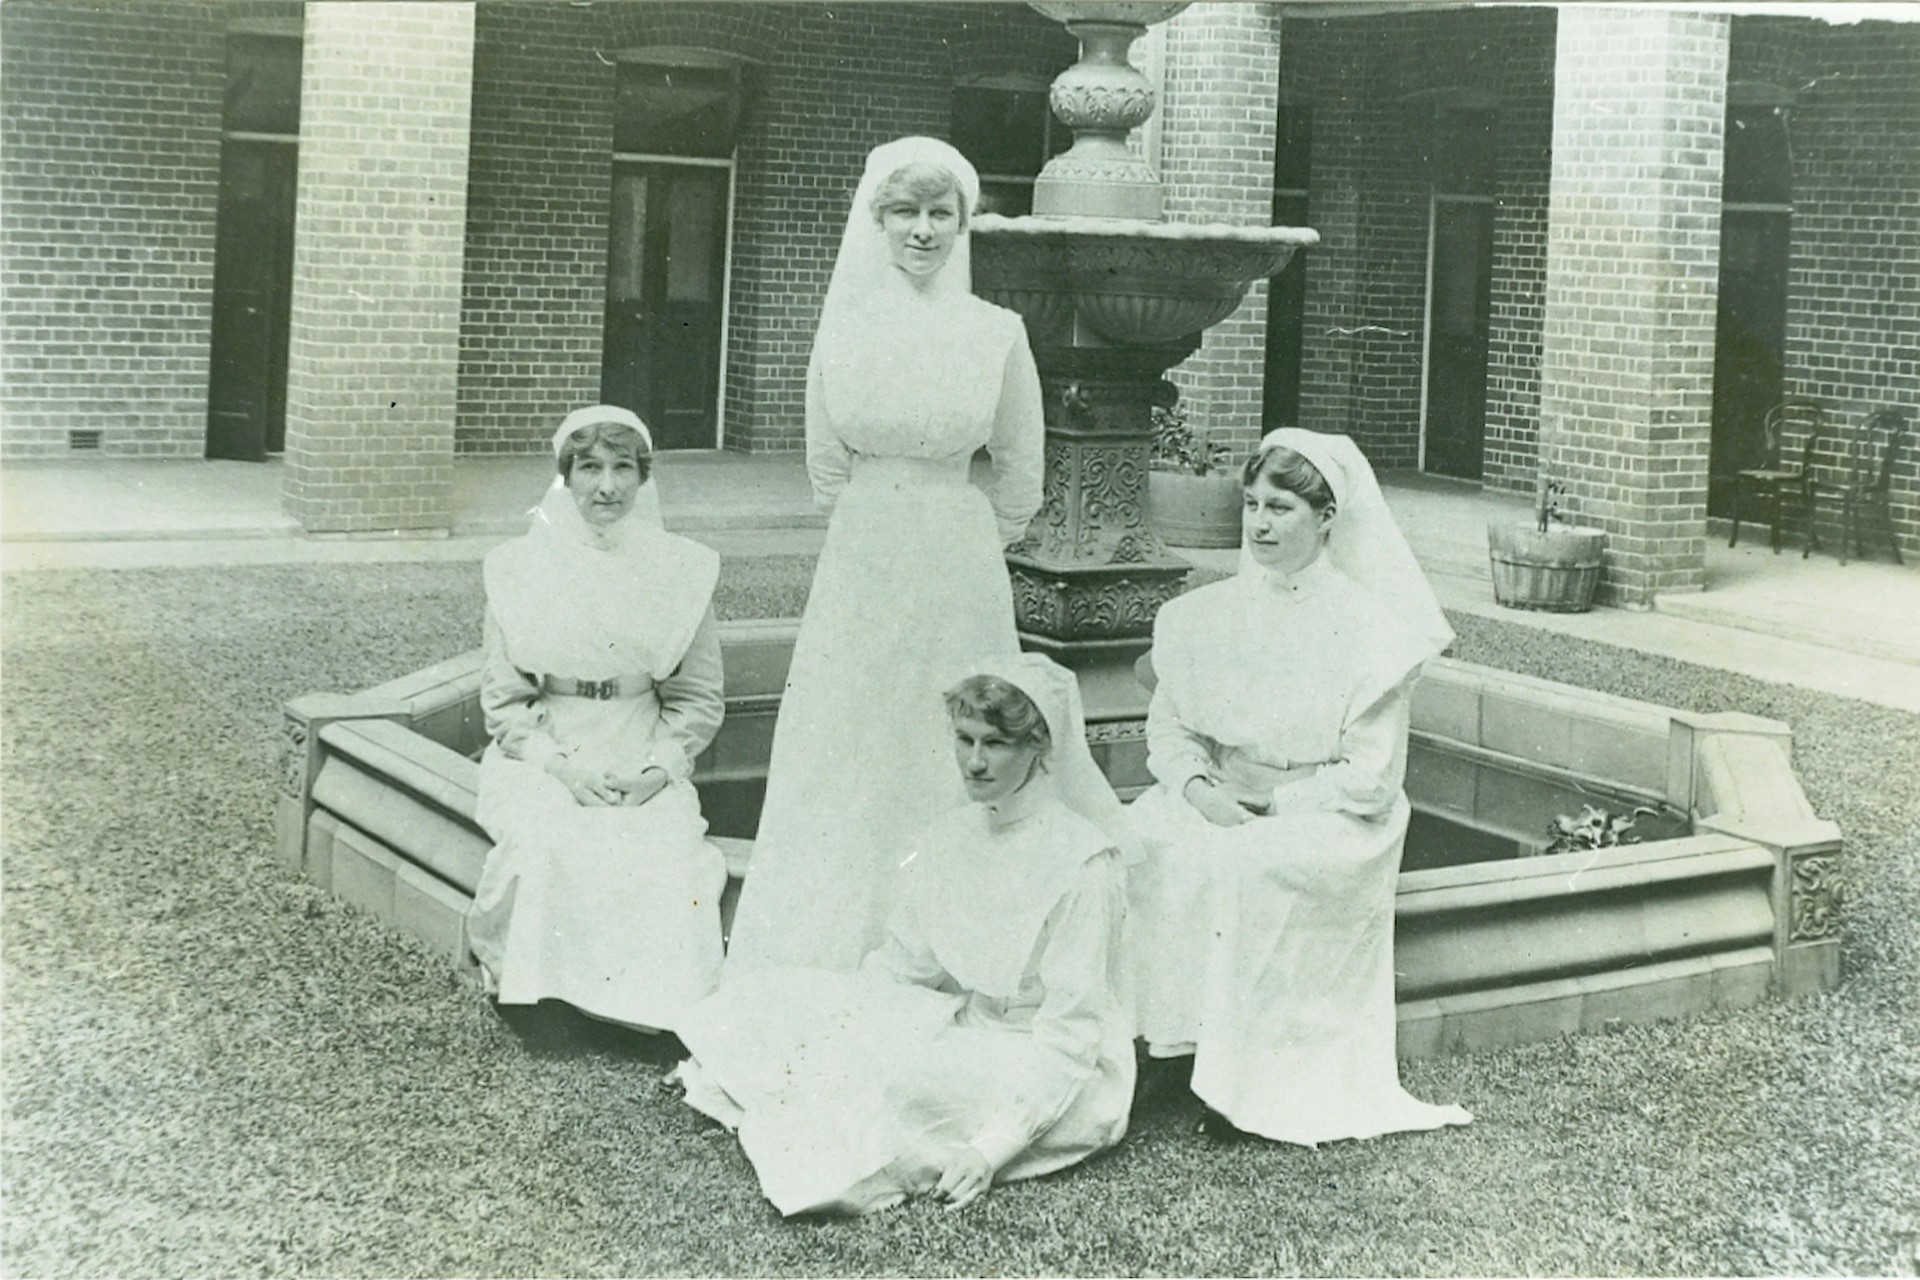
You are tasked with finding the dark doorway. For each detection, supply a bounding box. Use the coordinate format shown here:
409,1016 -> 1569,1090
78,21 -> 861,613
206,34 -> 300,461
604,61 -> 744,450
1424,196 -> 1494,481
1709,103 -> 1793,517
601,163 -> 730,450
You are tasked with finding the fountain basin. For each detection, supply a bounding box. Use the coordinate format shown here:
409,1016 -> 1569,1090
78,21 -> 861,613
973,215 -> 1318,347
279,622 -> 1840,1056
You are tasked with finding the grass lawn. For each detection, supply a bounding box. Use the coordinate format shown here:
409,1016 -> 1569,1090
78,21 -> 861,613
2,558 -> 1917,1277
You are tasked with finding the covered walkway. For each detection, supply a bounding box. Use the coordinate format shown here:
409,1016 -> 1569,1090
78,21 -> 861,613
4,453 -> 1917,711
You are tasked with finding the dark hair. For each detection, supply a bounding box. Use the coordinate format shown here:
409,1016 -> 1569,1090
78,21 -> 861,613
942,675 -> 1051,754
1241,444 -> 1336,515
557,421 -> 652,484
870,162 -> 969,232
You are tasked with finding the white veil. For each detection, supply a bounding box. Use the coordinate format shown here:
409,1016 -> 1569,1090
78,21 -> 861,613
969,651 -> 1141,866
485,403 -> 715,682
819,136 -> 981,323
1241,427 -> 1454,660
541,403 -> 664,529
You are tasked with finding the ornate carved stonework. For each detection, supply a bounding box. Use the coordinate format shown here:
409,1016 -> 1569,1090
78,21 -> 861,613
973,0 -> 1311,653
1048,79 -> 1156,134
282,716 -> 309,799
1022,441 -> 1156,565
1009,564 -> 1188,641
1083,717 -> 1146,746
1788,853 -> 1841,942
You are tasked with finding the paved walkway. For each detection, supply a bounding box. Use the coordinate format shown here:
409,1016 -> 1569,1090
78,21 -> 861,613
5,453 -> 1918,713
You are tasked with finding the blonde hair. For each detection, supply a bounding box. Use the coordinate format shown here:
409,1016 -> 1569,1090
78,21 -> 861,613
869,162 -> 969,232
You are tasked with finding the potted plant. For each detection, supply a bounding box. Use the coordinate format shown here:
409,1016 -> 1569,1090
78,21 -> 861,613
1538,802 -> 1658,856
1487,472 -> 1607,611
1147,402 -> 1242,548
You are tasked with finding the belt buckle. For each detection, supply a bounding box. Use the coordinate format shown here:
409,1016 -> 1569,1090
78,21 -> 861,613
584,677 -> 616,700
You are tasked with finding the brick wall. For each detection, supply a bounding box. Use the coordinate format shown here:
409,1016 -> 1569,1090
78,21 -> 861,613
1288,19 -> 1367,461
454,2 -> 611,456
1284,9 -> 1555,480
1541,8 -> 1728,606
280,1 -> 473,532
1159,3 -> 1282,458
1479,17 -> 1556,494
0,1 -> 289,459
709,4 -> 951,454
2,1 -> 1063,464
1759,16 -> 1920,556
457,2 -> 1062,456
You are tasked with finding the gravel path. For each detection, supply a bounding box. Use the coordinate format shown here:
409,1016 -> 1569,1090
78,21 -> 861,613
3,561 -> 1916,1277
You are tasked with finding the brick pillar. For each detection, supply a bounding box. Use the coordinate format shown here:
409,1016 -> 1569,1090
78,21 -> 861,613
1541,9 -> 1727,607
1158,3 -> 1282,456
282,2 -> 475,534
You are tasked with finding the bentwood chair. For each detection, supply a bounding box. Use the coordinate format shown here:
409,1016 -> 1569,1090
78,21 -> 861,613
1807,408 -> 1908,565
1729,397 -> 1825,554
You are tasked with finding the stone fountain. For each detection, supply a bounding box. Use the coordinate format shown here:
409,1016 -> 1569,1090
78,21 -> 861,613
273,1 -> 1842,1056
971,1 -> 1318,663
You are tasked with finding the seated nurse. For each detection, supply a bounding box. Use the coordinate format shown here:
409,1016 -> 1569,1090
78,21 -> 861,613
467,404 -> 727,1036
1126,427 -> 1472,1146
675,653 -> 1135,1216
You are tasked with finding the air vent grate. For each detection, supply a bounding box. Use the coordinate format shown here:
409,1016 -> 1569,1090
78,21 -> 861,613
68,429 -> 103,452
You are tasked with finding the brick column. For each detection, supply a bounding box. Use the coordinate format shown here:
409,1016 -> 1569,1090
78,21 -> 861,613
1158,3 -> 1282,456
1541,9 -> 1727,606
282,3 -> 475,534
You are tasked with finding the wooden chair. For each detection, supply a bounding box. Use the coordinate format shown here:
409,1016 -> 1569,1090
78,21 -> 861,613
1808,407 -> 1908,565
1729,397 -> 1825,554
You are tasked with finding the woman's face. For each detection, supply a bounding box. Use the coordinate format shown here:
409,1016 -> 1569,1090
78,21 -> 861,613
879,187 -> 962,285
1243,472 -> 1332,574
951,711 -> 1044,805
567,442 -> 643,526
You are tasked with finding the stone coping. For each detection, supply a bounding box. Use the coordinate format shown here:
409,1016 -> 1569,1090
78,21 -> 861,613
278,619 -> 1842,1054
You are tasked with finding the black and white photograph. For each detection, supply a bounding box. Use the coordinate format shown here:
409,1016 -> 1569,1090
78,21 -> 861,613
2,0 -> 1918,1273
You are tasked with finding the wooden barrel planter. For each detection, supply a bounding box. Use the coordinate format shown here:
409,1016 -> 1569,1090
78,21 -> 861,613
1487,523 -> 1607,612
1148,468 -> 1243,549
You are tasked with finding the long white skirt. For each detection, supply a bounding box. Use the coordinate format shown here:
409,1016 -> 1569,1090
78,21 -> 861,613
1129,784 -> 1471,1146
470,752 -> 727,1031
678,967 -> 1120,1216
726,459 -> 1020,971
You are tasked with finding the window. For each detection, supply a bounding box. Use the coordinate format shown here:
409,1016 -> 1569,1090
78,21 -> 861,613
614,62 -> 743,159
224,33 -> 301,136
1431,106 -> 1495,197
951,75 -> 1067,216
1724,104 -> 1791,208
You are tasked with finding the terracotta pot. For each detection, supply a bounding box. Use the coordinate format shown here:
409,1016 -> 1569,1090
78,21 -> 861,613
1149,468 -> 1242,549
1487,522 -> 1607,612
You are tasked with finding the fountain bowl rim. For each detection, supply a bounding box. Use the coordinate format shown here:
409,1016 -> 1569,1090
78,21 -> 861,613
973,213 -> 1319,247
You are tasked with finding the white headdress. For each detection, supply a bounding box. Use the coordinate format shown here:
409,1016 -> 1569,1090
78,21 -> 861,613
968,651 -> 1141,866
1244,427 -> 1454,660
819,135 -> 981,323
906,651 -> 1137,999
542,402 -> 663,528
807,139 -> 1001,427
485,403 -> 716,682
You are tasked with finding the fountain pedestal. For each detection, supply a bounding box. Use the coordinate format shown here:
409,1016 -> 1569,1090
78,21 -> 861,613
1004,341 -> 1197,662
975,2 -> 1315,664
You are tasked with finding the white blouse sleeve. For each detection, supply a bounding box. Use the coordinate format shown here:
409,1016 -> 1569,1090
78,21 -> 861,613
479,608 -> 566,767
1143,609 -> 1215,793
965,855 -> 1123,1172
1266,674 -> 1414,819
645,604 -> 724,783
805,354 -> 853,511
859,875 -> 954,991
986,331 -> 1045,547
